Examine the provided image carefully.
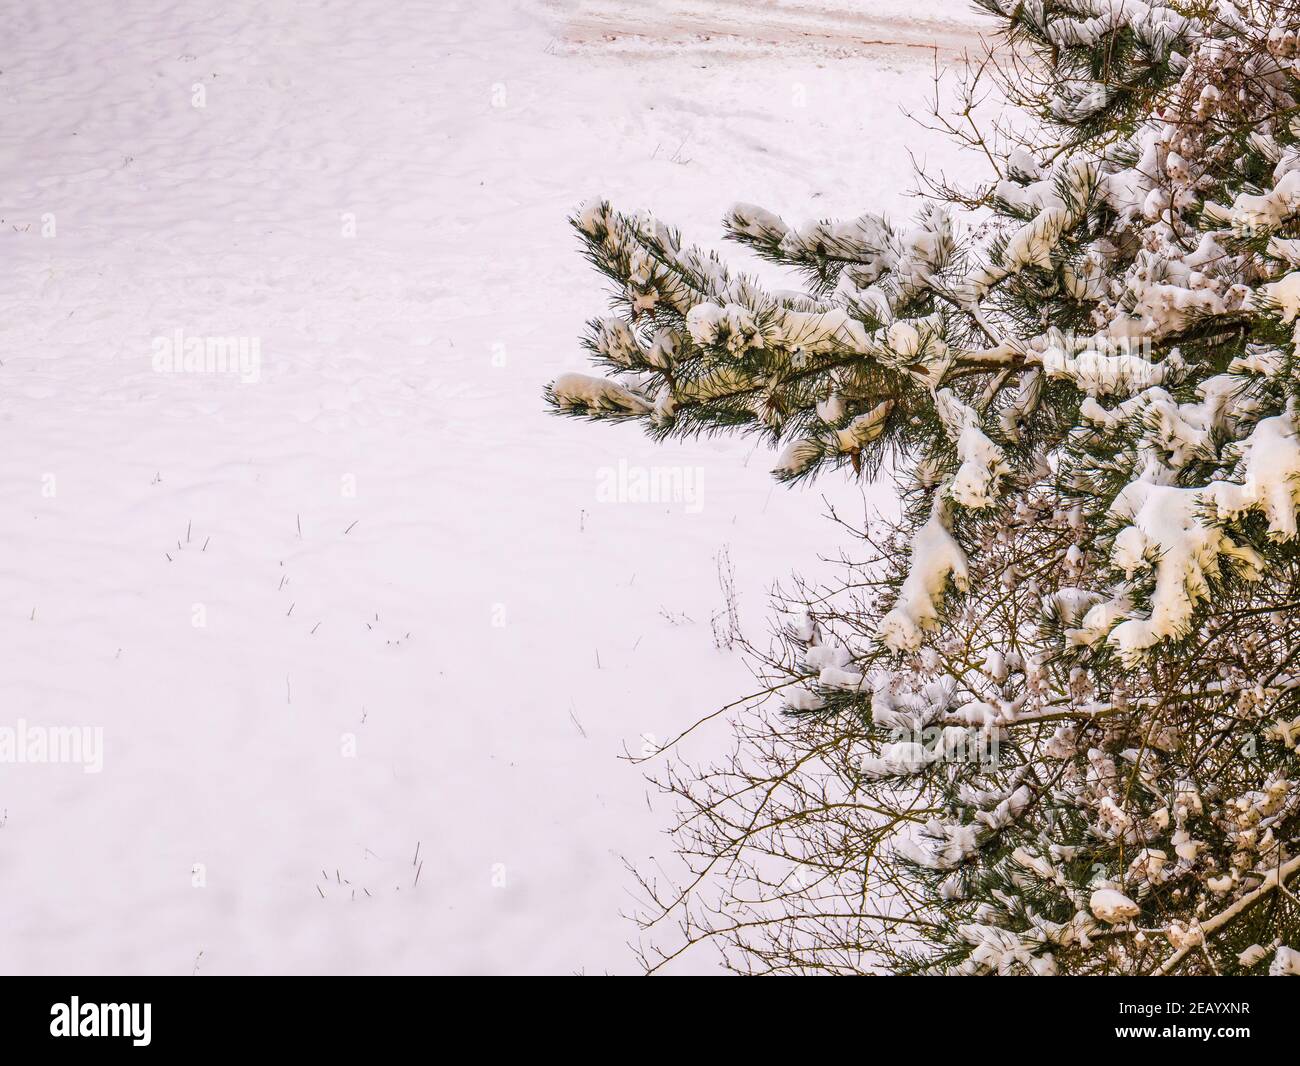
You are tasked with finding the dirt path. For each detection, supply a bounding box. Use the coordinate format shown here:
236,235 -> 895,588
535,0 -> 991,58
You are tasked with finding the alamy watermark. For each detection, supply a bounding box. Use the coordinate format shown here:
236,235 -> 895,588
50,998 -> 150,1046
0,719 -> 103,773
861,726 -> 1001,774
151,329 -> 261,383
1043,330 -> 1155,358
595,459 -> 705,513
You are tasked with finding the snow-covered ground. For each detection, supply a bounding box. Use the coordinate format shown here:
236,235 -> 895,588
0,0 -> 987,974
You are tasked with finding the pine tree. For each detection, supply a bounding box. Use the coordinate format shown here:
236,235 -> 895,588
546,1 -> 1300,975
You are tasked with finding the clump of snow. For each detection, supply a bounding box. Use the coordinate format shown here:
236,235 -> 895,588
974,785 -> 1030,829
685,302 -> 764,356
1044,585 -> 1101,625
1006,146 -> 1041,181
1252,270 -> 1300,323
1238,943 -> 1272,968
1229,344 -> 1284,377
894,818 -> 980,870
1204,169 -> 1300,232
774,306 -> 875,356
859,741 -> 933,779
1089,887 -> 1140,923
954,923 -> 1051,975
1205,414 -> 1300,539
958,158 -> 1096,306
1166,919 -> 1204,950
1127,848 -> 1168,883
550,372 -> 651,413
575,197 -> 614,236
878,502 -> 969,652
831,400 -> 895,453
772,399 -> 895,479
1106,479 -> 1263,662
1270,945 -> 1300,975
1041,345 -> 1164,397
591,317 -> 643,365
784,686 -> 826,713
1079,413 -> 1300,660
772,438 -> 823,479
935,389 -> 1007,509
820,664 -> 867,691
867,673 -> 957,732
1144,374 -> 1244,469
